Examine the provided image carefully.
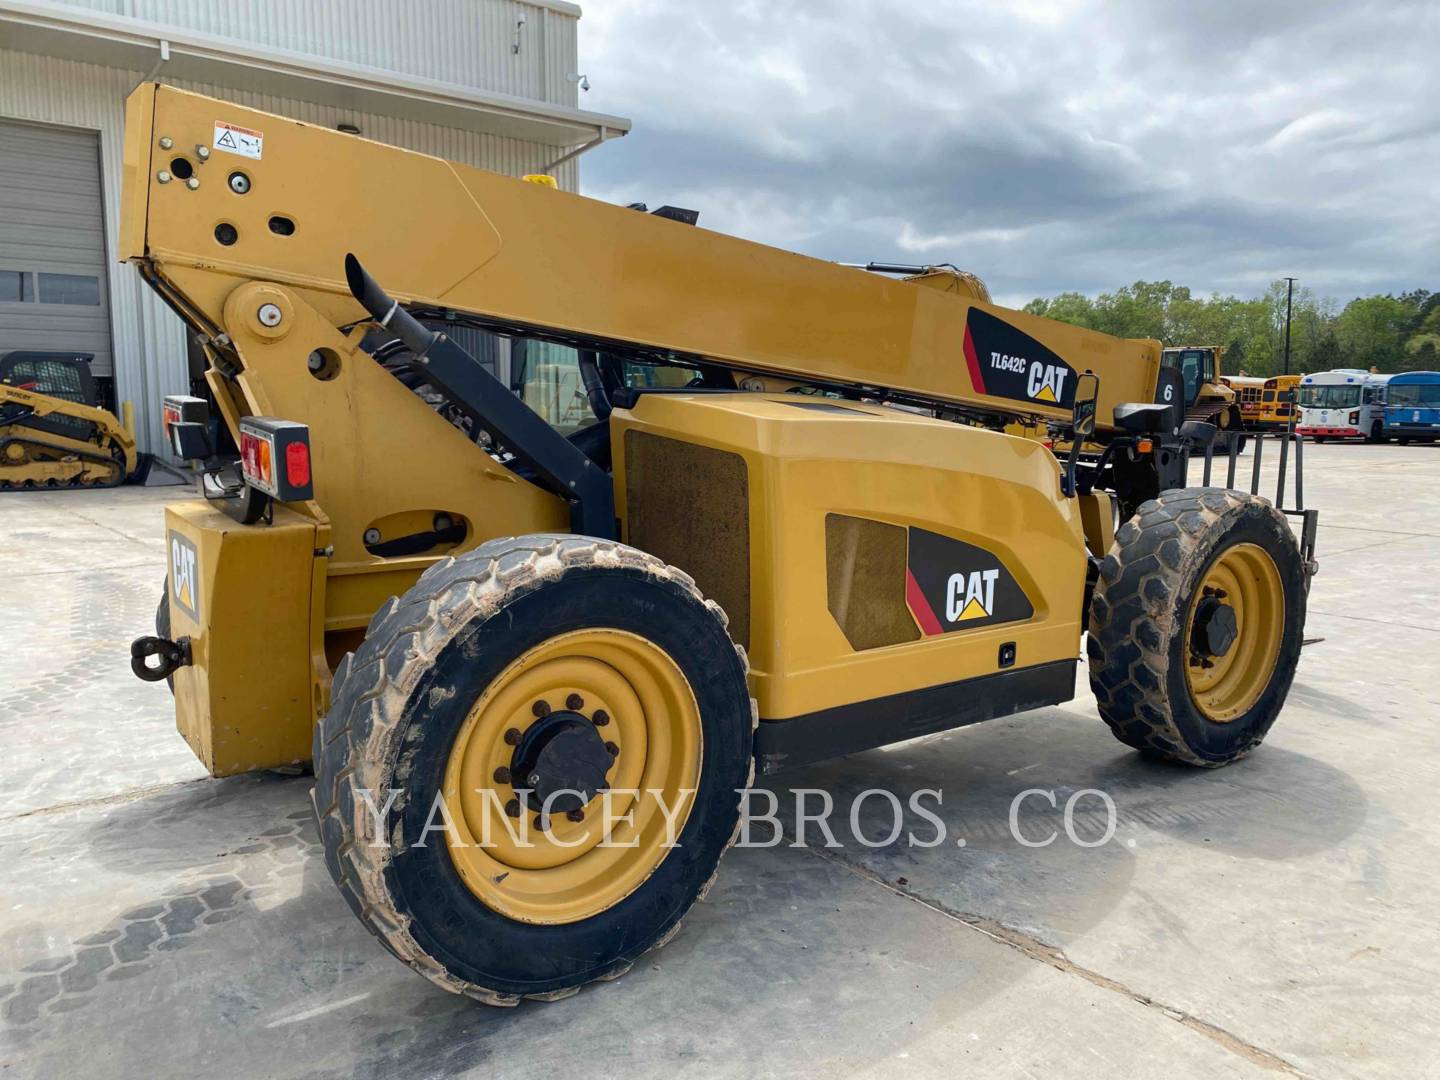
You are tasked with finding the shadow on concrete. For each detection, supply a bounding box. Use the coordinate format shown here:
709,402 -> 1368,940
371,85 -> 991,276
0,702 -> 1370,1077
764,705 -> 1367,938
1282,677 -> 1373,721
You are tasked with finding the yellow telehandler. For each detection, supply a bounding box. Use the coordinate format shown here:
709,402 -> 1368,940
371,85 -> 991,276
123,85 -> 1316,1004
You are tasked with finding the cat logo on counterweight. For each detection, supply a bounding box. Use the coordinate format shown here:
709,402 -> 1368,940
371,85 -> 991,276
904,527 -> 1033,635
169,531 -> 200,622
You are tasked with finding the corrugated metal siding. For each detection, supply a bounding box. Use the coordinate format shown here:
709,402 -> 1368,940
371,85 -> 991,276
0,46 -> 578,455
47,0 -> 580,106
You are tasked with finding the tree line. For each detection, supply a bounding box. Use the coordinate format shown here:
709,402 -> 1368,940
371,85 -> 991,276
1022,281 -> 1440,377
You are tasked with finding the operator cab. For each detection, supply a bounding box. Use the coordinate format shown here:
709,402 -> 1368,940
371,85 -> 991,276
1162,347 -> 1214,408
0,351 -> 101,440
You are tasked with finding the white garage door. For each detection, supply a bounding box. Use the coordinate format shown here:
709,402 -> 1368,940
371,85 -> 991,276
0,118 -> 112,378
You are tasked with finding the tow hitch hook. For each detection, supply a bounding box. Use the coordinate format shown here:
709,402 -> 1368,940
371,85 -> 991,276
131,635 -> 192,682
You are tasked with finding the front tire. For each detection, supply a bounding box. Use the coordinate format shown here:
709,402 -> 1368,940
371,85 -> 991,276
312,535 -> 755,1003
1087,489 -> 1306,767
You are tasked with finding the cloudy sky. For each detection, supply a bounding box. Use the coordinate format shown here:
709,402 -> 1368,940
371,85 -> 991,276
576,0 -> 1438,308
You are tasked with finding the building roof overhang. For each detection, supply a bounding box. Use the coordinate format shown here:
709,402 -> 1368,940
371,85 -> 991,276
0,0 -> 631,153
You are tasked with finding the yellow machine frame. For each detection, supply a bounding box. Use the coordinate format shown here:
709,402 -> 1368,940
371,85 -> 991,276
123,85 -> 1170,775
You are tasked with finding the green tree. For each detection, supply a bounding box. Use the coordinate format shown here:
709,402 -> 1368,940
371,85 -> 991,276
1336,296 -> 1414,372
1024,280 -> 1439,375
1404,306 -> 1440,365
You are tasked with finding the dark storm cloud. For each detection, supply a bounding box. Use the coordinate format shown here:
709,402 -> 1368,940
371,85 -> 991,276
578,0 -> 1438,305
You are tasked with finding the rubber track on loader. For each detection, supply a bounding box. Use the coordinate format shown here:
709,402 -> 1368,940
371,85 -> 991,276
0,436 -> 126,490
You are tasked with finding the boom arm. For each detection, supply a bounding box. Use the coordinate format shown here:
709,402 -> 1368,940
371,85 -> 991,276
121,84 -> 1163,434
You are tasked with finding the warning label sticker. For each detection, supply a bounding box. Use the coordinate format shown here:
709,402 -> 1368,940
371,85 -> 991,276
213,121 -> 263,160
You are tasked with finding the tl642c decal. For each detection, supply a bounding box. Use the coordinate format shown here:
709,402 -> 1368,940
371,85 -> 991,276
962,307 -> 1078,408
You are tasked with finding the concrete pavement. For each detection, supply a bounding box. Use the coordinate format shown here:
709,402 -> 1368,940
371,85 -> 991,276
2,443 -> 1438,1079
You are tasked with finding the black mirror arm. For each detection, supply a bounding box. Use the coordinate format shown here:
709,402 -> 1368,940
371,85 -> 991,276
1062,436 -> 1085,497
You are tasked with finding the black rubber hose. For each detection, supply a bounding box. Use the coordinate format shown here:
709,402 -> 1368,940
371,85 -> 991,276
345,254 -> 436,358
577,348 -> 612,420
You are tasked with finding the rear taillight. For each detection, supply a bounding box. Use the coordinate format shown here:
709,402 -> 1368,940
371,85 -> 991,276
240,429 -> 272,489
238,417 -> 313,502
285,440 -> 310,488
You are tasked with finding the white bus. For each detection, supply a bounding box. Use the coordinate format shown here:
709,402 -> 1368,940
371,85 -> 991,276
1297,369 -> 1392,443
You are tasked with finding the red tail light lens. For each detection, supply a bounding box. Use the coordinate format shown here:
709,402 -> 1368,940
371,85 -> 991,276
240,430 -> 273,490
285,440 -> 310,488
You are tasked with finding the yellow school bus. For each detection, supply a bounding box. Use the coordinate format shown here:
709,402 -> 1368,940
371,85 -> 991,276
1258,375 -> 1301,427
1222,374 -> 1301,429
1221,375 -> 1265,427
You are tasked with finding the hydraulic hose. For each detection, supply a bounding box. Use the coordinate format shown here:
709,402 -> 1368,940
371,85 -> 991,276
345,254 -> 436,359
577,349 -> 612,420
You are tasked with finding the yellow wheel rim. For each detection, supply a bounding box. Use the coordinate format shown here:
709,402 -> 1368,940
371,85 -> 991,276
442,628 -> 702,924
1184,542 -> 1284,722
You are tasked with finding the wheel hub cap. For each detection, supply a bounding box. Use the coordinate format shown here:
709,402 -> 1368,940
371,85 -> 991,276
511,710 -> 612,812
1191,595 -> 1238,658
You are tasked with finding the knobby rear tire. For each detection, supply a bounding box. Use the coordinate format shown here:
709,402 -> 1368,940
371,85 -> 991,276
311,534 -> 755,1004
1086,488 -> 1306,767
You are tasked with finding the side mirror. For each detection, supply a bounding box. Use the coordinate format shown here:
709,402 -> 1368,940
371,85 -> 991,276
1072,372 -> 1099,438
1062,372 -> 1099,497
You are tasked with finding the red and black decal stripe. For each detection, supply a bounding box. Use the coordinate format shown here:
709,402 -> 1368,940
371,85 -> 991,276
962,308 -> 1077,409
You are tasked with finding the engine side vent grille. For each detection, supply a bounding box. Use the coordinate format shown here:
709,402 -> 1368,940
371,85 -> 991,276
624,431 -> 750,649
825,514 -> 921,651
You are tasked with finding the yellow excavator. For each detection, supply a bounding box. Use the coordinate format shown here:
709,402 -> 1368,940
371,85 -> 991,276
124,85 -> 1316,1004
0,351 -> 141,488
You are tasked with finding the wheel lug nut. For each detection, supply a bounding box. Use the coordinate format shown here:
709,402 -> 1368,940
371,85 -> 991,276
504,727 -> 522,745
493,766 -> 512,784
592,709 -> 610,727
567,808 -> 585,823
528,772 -> 541,786
605,741 -> 619,756
532,699 -> 551,718
566,693 -> 584,711
504,798 -> 520,817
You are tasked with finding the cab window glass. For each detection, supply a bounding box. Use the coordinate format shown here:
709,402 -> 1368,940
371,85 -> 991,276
510,339 -> 704,434
512,341 -> 596,435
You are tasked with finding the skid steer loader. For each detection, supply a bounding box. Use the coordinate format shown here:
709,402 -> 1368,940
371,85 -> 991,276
0,351 -> 141,488
124,85 -> 1317,1004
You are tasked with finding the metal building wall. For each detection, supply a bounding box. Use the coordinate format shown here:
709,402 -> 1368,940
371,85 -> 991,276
36,0 -> 582,107
0,45 -> 579,457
